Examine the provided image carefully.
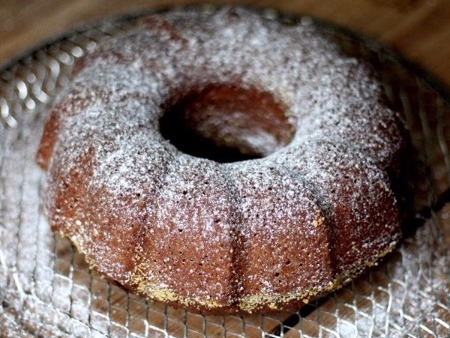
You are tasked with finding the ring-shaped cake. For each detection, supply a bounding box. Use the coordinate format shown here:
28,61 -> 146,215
37,7 -> 408,314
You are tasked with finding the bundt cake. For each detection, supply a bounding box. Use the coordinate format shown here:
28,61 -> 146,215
37,7 -> 409,314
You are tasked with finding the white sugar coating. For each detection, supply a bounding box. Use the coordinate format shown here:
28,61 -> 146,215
40,7 -> 406,313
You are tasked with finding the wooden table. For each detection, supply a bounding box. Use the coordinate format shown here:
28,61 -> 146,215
0,0 -> 450,90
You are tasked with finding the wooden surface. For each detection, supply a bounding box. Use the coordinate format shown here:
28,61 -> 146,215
1,0 -> 449,89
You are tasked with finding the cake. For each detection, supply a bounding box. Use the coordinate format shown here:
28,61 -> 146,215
36,6 -> 409,314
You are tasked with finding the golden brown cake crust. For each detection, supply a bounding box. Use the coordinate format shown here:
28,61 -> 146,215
37,7 -> 407,314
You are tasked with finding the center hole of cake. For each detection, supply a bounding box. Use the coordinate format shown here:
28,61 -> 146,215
160,84 -> 295,163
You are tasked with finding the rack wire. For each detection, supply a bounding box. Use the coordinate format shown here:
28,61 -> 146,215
0,7 -> 449,338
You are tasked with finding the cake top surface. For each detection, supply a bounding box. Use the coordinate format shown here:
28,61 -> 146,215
51,6 -> 401,193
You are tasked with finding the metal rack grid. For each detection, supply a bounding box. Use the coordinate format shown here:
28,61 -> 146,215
0,7 -> 449,338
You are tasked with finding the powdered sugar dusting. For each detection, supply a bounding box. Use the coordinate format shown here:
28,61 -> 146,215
39,7 -> 406,313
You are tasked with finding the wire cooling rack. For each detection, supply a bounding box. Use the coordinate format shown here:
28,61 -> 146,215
0,6 -> 449,338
